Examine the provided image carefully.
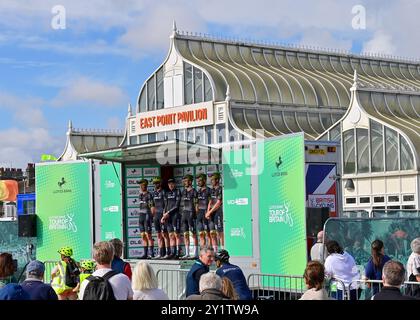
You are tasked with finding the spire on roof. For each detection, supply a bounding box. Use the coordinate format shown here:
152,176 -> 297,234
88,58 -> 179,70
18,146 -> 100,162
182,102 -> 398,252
352,69 -> 359,89
127,103 -> 132,117
225,85 -> 231,101
68,120 -> 73,131
172,20 -> 177,35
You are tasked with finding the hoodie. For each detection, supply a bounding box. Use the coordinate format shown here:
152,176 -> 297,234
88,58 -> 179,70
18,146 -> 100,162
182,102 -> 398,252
324,252 -> 360,289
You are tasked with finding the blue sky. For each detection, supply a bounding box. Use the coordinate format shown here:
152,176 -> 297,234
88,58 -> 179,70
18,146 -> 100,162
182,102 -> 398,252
0,0 -> 418,168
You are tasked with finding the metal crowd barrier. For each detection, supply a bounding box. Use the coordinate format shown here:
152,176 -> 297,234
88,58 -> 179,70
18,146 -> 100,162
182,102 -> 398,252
246,274 -> 350,300
247,273 -> 307,300
43,261 -> 58,284
349,279 -> 420,300
156,269 -> 190,300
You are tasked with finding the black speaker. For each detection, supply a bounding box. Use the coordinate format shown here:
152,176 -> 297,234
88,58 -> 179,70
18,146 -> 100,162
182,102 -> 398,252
306,207 -> 330,238
18,214 -> 37,237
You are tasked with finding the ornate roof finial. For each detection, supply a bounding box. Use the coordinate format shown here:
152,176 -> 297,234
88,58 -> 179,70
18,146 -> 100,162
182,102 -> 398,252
353,69 -> 359,89
127,103 -> 132,117
225,85 -> 231,101
172,20 -> 177,34
68,120 -> 73,130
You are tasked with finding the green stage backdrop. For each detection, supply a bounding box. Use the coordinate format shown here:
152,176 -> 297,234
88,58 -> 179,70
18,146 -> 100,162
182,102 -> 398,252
36,162 -> 92,261
258,134 -> 307,276
100,163 -> 123,241
222,147 -> 253,256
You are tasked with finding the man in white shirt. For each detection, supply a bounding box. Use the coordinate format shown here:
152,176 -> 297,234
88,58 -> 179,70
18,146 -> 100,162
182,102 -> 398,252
310,231 -> 328,263
79,241 -> 133,300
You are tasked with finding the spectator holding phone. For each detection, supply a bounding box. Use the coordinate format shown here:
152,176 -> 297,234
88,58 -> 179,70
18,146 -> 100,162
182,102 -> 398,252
0,253 -> 17,289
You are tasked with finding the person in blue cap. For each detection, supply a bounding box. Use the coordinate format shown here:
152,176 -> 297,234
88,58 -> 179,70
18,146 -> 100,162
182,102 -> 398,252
20,260 -> 58,300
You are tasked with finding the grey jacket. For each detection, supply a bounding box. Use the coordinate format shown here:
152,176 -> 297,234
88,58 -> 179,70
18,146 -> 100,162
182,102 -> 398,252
186,289 -> 230,300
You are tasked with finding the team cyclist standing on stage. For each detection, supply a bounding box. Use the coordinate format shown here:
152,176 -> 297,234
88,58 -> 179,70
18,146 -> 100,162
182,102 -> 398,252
138,172 -> 224,259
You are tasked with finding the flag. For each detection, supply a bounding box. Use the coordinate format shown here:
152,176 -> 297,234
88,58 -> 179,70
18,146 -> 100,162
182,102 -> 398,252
41,154 -> 57,161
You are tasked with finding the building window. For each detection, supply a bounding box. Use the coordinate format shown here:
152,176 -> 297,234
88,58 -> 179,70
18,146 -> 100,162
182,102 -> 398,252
216,124 -> 226,143
194,67 -> 203,103
402,205 -> 416,210
140,135 -> 148,144
374,196 -> 385,203
387,206 -> 401,210
148,133 -> 156,143
206,125 -> 213,145
147,76 -> 156,111
329,124 -> 341,142
345,197 -> 356,204
178,129 -> 186,141
204,74 -> 213,101
184,63 -> 193,105
385,127 -> 399,171
156,68 -> 164,109
370,120 -> 384,172
400,135 -> 414,170
157,132 -> 165,142
343,129 -> 355,174
187,128 -> 194,143
403,195 -> 415,202
356,128 -> 369,173
360,197 -> 370,204
388,195 -> 400,202
129,136 -> 137,145
166,130 -> 175,140
139,86 -> 147,113
195,127 -> 205,144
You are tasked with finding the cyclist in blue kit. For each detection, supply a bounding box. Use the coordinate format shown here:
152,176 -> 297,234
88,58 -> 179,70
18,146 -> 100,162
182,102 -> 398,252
151,177 -> 167,259
161,178 -> 182,259
138,178 -> 155,259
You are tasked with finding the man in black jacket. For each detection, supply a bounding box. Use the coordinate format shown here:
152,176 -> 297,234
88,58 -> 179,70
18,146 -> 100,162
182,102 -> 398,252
371,260 -> 418,300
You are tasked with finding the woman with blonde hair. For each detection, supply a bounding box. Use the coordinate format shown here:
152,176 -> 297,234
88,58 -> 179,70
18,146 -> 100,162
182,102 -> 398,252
221,277 -> 239,300
132,261 -> 169,300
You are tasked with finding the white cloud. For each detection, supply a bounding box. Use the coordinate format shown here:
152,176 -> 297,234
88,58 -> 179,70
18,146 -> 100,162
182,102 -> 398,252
1,0 -> 418,59
0,92 -> 47,128
0,128 -> 63,169
362,30 -> 396,55
51,77 -> 128,108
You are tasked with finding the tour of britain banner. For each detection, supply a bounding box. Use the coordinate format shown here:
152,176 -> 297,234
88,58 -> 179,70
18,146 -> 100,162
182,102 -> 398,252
35,161 -> 93,261
257,134 -> 307,276
222,147 -> 253,257
100,162 -> 123,241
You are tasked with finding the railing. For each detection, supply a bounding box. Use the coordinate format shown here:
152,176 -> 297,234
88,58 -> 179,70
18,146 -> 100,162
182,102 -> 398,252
247,273 -> 349,300
156,269 -> 190,300
43,261 -> 58,284
351,279 -> 420,300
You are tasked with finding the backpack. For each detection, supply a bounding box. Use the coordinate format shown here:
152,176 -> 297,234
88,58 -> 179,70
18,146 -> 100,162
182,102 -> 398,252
82,270 -> 118,300
64,259 -> 80,288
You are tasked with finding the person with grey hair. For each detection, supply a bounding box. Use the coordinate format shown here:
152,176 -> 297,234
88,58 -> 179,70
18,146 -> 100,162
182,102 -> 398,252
186,272 -> 229,300
371,260 -> 418,300
185,246 -> 214,297
110,238 -> 132,280
405,237 -> 420,297
20,260 -> 58,300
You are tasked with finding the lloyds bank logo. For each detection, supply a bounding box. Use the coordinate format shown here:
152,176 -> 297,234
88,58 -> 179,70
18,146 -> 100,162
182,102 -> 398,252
272,155 -> 288,177
54,177 -> 72,193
